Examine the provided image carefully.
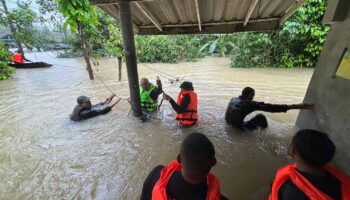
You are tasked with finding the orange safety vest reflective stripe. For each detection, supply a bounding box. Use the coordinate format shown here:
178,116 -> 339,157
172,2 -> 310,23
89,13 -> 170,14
152,160 -> 221,200
13,53 -> 24,63
269,163 -> 350,200
176,90 -> 198,126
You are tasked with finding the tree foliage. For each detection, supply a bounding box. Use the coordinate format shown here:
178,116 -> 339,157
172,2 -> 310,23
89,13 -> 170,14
55,0 -> 98,32
0,42 -> 15,80
1,1 -> 39,49
230,0 -> 329,68
277,0 -> 329,67
104,24 -> 123,58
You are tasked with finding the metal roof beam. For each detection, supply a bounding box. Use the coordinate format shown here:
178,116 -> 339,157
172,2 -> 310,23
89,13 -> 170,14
194,0 -> 202,31
138,19 -> 279,35
243,0 -> 259,27
100,5 -> 139,33
92,0 -> 154,5
279,0 -> 306,25
134,2 -> 162,32
139,17 -> 279,28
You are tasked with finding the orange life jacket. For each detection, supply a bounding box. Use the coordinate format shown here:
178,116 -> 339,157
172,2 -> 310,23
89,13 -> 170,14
13,53 -> 24,64
269,163 -> 350,200
152,160 -> 221,200
176,90 -> 198,126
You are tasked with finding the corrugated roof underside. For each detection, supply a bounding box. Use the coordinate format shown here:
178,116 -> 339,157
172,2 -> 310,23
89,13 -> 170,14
98,0 -> 298,34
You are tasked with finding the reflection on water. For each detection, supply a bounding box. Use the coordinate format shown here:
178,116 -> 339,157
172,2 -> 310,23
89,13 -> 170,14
0,52 -> 313,199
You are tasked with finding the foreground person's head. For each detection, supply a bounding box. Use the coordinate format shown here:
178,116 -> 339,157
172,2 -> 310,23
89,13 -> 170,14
289,129 -> 335,168
177,132 -> 216,184
180,81 -> 194,91
77,95 -> 92,109
140,78 -> 150,90
241,87 -> 255,100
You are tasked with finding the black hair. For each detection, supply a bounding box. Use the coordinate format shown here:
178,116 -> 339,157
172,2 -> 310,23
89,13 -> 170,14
242,87 -> 255,98
180,132 -> 215,172
292,129 -> 335,168
16,49 -> 22,53
77,95 -> 89,105
180,81 -> 194,91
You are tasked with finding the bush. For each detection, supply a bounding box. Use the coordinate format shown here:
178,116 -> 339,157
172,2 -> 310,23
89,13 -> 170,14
135,35 -> 181,63
230,33 -> 273,68
0,43 -> 15,80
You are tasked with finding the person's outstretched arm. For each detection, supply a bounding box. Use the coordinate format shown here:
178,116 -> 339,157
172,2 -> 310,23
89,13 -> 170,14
104,94 -> 116,104
107,97 -> 121,108
253,102 -> 313,113
163,93 -> 190,114
287,103 -> 314,110
23,55 -> 32,62
150,79 -> 163,101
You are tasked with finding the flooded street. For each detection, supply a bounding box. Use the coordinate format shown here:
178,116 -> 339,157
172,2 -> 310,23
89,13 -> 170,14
0,52 -> 313,199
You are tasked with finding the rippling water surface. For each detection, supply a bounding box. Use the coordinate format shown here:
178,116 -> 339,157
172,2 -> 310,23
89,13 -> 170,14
0,52 -> 313,199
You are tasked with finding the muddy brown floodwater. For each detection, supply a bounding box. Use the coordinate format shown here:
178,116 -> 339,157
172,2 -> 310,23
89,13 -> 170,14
0,52 -> 314,199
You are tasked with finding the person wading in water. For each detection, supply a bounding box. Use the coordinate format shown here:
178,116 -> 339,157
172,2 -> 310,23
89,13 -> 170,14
225,87 -> 313,130
70,94 -> 120,121
139,77 -> 163,113
163,81 -> 198,127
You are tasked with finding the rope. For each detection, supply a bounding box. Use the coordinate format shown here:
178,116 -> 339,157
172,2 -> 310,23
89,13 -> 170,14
141,63 -> 184,84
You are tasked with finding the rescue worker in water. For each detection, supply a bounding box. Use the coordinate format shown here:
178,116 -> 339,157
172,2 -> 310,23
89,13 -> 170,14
225,87 -> 313,130
163,81 -> 198,126
140,132 -> 228,200
12,50 -> 31,64
139,77 -> 163,112
70,94 -> 121,121
269,129 -> 350,200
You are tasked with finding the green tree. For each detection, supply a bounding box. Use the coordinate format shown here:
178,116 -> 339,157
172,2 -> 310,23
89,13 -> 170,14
104,24 -> 123,81
230,0 -> 329,68
0,42 -> 15,80
277,0 -> 329,67
0,0 -> 24,51
7,1 -> 39,51
56,0 -> 99,80
230,33 -> 273,68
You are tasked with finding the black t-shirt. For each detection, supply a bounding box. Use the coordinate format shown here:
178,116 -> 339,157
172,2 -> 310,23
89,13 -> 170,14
225,96 -> 289,126
70,103 -> 111,121
278,169 -> 341,200
140,165 -> 228,200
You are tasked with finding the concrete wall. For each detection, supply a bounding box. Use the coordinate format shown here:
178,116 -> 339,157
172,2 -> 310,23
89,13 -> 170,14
296,1 -> 350,173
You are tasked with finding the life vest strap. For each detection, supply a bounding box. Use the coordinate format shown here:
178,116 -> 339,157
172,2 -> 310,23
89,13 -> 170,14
176,117 -> 197,121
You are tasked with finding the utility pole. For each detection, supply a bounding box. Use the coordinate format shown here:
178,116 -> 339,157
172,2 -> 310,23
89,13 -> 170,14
119,1 -> 142,117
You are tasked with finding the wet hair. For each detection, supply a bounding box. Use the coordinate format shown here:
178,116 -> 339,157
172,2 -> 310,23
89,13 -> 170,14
242,87 -> 255,98
180,132 -> 215,173
180,81 -> 194,91
292,129 -> 335,168
77,95 -> 89,105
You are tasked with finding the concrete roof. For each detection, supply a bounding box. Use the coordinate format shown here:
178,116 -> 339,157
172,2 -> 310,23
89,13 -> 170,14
92,0 -> 306,35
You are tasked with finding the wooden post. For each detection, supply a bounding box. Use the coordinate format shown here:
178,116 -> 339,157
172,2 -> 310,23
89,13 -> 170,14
117,57 -> 122,81
119,1 -> 142,117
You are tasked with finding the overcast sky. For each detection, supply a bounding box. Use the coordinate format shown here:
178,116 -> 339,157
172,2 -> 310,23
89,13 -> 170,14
6,0 -> 41,11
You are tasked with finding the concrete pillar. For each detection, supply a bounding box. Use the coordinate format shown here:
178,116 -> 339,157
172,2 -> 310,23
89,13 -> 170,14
119,1 -> 142,117
297,0 -> 350,173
